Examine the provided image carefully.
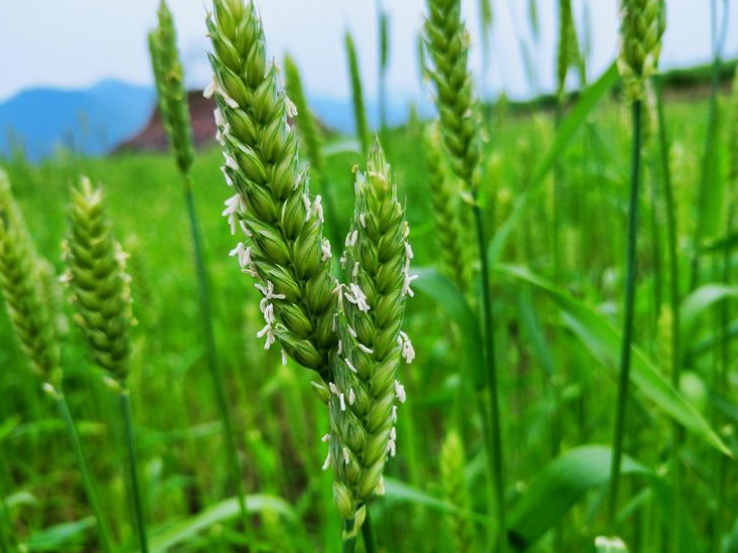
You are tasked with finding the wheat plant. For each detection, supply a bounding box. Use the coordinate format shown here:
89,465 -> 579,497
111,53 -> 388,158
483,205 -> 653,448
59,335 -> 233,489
63,177 -> 148,553
424,0 -> 508,549
0,169 -> 114,553
148,0 -> 252,532
606,0 -> 664,546
345,30 -> 370,156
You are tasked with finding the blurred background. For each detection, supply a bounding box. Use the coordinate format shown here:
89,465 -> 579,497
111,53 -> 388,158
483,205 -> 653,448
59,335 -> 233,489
1,0 -> 736,161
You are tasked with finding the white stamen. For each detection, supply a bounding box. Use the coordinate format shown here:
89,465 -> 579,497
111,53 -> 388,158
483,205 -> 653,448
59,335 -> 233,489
392,405 -> 398,422
359,213 -> 367,228
329,382 -> 340,396
345,357 -> 358,374
313,195 -> 324,222
395,380 -> 406,403
387,439 -> 396,458
337,339 -> 343,356
358,342 -> 374,355
321,238 -> 332,261
345,230 -> 358,247
303,194 -> 312,222
405,242 -> 414,260
347,325 -> 358,338
281,349 -> 288,366
204,78 -> 217,98
322,451 -> 331,471
349,388 -> 356,405
344,283 -> 371,312
342,447 -> 350,465
339,393 -> 346,411
321,433 -> 331,443
399,331 -> 415,364
390,427 -> 397,440
352,262 -> 360,279
403,271 -> 419,298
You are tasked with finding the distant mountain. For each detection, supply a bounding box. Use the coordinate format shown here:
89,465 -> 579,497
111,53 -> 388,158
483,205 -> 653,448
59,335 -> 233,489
0,80 -> 155,161
0,79 -> 433,162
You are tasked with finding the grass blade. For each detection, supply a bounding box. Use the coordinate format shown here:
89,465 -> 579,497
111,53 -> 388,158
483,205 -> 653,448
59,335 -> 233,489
496,264 -> 731,455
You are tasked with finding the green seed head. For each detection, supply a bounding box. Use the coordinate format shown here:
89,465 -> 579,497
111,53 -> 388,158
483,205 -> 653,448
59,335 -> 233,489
64,177 -> 132,381
441,430 -> 476,553
326,141 -> 414,521
0,168 -> 62,386
207,0 -> 338,379
424,0 -> 481,186
151,0 -> 195,175
617,0 -> 665,102
425,124 -> 469,292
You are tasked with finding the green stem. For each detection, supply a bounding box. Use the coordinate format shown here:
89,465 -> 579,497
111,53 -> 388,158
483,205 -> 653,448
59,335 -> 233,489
655,77 -> 683,553
120,387 -> 149,553
471,202 -> 508,553
361,505 -> 379,553
341,518 -> 358,553
54,391 -> 114,553
183,176 -> 251,534
607,99 -> 643,536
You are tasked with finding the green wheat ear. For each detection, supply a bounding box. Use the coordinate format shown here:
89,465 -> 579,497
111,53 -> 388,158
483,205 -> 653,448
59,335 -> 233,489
424,0 -> 480,186
617,0 -> 665,102
207,0 -> 338,379
323,140 -> 414,529
63,177 -> 132,381
0,168 -> 62,386
425,124 -> 469,292
152,0 -> 195,175
441,430 -> 476,553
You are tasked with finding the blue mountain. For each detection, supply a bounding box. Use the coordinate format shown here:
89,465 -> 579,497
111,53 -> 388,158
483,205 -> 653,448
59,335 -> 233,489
0,80 -> 155,161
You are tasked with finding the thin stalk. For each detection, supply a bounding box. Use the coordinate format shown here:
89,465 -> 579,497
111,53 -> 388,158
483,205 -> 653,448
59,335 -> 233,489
361,505 -> 379,553
655,77 -> 683,553
471,202 -> 508,553
183,175 -> 251,534
607,99 -> 643,535
120,387 -> 149,553
341,518 -> 358,553
691,0 -> 729,289
54,392 -> 114,553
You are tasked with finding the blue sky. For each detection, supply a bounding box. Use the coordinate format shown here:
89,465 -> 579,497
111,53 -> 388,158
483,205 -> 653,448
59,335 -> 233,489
0,0 -> 735,104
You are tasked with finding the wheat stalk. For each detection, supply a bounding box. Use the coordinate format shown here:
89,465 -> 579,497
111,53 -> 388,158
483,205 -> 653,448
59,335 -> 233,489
207,0 -> 338,379
63,177 -> 149,553
150,0 -> 253,532
424,1 -> 507,549
323,141 -> 413,544
0,169 -> 114,553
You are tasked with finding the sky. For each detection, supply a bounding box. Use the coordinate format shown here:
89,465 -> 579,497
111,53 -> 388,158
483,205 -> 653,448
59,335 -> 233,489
0,0 -> 736,105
